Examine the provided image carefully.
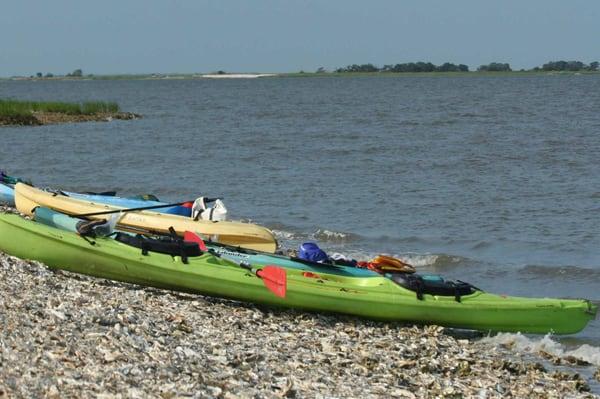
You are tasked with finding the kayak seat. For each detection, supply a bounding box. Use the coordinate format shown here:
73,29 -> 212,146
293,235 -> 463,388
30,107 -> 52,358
115,233 -> 203,264
388,273 -> 478,302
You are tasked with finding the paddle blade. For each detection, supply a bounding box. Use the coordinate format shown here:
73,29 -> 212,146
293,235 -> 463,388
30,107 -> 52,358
183,230 -> 208,251
257,265 -> 287,298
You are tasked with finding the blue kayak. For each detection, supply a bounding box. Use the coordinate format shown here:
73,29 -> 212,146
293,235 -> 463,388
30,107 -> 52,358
0,170 -> 190,214
63,191 -> 191,216
0,186 -> 190,215
0,183 -> 14,205
0,171 -> 32,205
34,206 -> 380,278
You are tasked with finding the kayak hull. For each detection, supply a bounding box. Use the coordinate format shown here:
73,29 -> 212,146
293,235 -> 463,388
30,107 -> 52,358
14,183 -> 277,253
0,213 -> 595,335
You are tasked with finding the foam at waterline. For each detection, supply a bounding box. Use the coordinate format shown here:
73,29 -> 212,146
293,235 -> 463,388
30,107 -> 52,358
481,333 -> 600,366
269,227 -> 360,243
270,229 -> 301,241
401,253 -> 445,267
312,228 -> 360,243
401,253 -> 468,268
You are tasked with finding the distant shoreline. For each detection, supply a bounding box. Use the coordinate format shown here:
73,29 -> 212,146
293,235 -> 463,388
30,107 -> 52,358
201,73 -> 278,79
2,70 -> 599,81
0,111 -> 140,127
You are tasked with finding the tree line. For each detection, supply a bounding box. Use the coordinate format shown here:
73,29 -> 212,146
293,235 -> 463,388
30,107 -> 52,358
334,62 -> 469,73
327,60 -> 599,73
29,69 -> 87,79
534,60 -> 599,72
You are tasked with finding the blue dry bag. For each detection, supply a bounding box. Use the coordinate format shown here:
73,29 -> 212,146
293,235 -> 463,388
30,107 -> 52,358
298,242 -> 329,263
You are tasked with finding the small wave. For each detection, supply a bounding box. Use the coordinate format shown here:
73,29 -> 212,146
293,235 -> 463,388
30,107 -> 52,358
326,148 -> 354,156
398,120 -> 420,126
471,241 -> 492,250
371,235 -> 432,245
482,333 -> 600,366
373,253 -> 469,269
271,229 -> 303,242
520,264 -> 600,280
400,254 -> 444,267
432,254 -> 470,268
429,119 -> 458,126
458,112 -> 480,118
413,253 -> 469,268
269,227 -> 361,244
312,229 -> 360,243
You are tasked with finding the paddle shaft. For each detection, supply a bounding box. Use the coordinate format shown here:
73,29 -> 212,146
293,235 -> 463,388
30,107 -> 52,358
74,197 -> 221,217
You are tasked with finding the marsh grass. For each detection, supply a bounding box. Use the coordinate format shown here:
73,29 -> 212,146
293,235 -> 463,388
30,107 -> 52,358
0,99 -> 120,117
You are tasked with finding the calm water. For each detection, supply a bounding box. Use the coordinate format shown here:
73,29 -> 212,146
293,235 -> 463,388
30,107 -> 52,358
1,76 -> 599,349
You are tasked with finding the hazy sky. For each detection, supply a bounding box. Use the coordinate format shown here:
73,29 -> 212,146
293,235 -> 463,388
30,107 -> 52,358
1,0 -> 599,76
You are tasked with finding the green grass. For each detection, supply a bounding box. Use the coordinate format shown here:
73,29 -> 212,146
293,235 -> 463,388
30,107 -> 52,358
0,99 -> 120,117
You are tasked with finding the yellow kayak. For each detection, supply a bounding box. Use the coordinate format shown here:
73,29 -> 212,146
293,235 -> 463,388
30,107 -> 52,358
14,183 -> 277,253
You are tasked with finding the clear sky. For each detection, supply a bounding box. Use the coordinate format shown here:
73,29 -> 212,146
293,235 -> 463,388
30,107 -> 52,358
1,0 -> 599,76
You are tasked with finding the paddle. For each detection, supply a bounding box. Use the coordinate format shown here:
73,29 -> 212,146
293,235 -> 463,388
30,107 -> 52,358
184,230 -> 286,298
240,262 -> 287,299
74,197 -> 222,218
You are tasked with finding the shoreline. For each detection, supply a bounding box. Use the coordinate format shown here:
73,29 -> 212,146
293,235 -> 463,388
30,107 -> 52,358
2,71 -> 600,81
0,208 -> 597,397
0,111 -> 140,127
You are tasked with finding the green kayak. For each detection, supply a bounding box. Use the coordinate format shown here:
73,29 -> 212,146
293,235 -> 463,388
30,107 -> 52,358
0,213 -> 596,334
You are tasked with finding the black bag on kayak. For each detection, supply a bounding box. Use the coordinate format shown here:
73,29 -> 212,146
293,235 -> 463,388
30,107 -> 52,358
388,273 -> 478,302
115,232 -> 202,264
